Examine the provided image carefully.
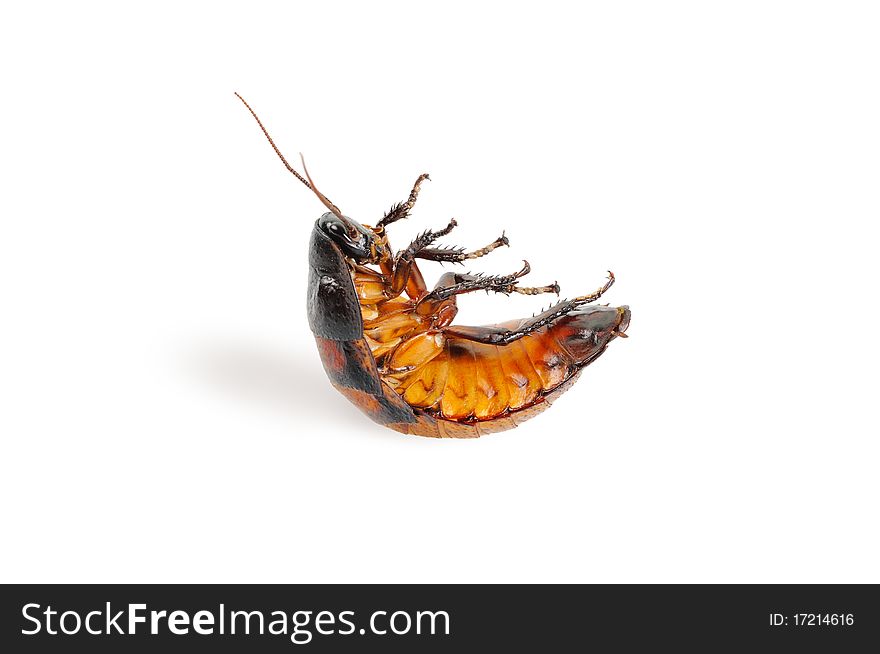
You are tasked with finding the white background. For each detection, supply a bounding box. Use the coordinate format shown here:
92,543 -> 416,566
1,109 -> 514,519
1,2 -> 878,583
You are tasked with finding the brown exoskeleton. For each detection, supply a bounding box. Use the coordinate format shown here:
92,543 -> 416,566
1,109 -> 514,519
236,93 -> 630,437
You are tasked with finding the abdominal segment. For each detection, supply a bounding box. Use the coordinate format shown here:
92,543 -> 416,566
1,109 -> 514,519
382,327 -> 578,421
351,265 -> 605,425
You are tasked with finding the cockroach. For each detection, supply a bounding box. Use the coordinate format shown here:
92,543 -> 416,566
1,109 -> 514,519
235,93 -> 631,438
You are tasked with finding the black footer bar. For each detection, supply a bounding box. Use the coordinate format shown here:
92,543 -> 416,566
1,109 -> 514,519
2,584 -> 877,651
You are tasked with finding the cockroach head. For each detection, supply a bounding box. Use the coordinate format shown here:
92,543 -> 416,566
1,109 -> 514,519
299,156 -> 389,263
317,212 -> 385,263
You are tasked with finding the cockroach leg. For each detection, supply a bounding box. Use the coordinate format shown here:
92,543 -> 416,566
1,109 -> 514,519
417,260 -> 557,304
512,281 -> 561,296
386,218 -> 458,297
439,305 -> 565,346
571,271 -> 615,305
462,231 -> 510,260
403,220 -> 459,257
432,303 -> 458,328
378,173 -> 431,228
440,272 -> 617,346
414,231 -> 510,264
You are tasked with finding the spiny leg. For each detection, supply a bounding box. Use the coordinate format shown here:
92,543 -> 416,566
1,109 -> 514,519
512,282 -> 562,296
441,272 -> 616,345
571,270 -> 615,304
378,173 -> 431,228
386,218 -> 458,296
414,232 -> 510,264
419,261 -> 559,304
404,218 -> 458,254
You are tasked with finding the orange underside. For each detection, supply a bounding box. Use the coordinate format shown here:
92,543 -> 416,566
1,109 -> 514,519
352,267 -> 586,424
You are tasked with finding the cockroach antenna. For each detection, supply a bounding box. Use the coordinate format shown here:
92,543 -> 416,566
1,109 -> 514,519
234,92 -> 345,219
234,92 -> 309,188
298,153 -> 346,220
